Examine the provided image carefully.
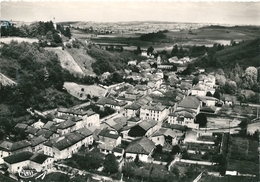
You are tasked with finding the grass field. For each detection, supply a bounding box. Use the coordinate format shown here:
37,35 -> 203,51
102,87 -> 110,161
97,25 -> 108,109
45,47 -> 84,76
66,48 -> 96,76
63,82 -> 107,100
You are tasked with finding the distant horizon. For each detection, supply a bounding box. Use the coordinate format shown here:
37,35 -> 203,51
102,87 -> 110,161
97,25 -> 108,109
2,2 -> 260,26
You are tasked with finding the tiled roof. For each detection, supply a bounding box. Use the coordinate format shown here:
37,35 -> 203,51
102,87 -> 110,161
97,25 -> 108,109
3,151 -> 33,164
51,133 -> 85,150
11,140 -> 31,151
125,137 -> 155,155
42,121 -> 56,132
30,136 -> 47,147
30,153 -> 52,164
99,129 -> 120,140
139,120 -> 157,131
14,123 -> 28,130
141,104 -> 166,111
76,128 -> 93,137
3,152 -> 52,165
57,120 -> 75,130
36,129 -> 54,139
112,147 -> 124,154
125,103 -> 141,110
178,96 -> 200,109
127,117 -> 141,123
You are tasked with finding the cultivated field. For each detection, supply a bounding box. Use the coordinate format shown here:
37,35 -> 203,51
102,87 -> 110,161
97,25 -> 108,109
0,37 -> 38,44
45,47 -> 84,76
227,137 -> 259,175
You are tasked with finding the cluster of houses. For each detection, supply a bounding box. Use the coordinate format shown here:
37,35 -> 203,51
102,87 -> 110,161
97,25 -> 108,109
0,54 -> 236,176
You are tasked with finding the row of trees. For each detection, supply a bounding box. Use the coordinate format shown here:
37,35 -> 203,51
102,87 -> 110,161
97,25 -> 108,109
56,24 -> 71,38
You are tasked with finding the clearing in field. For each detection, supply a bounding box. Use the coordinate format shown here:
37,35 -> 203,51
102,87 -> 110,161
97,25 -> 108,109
63,82 -> 107,100
45,47 -> 84,76
0,37 -> 38,44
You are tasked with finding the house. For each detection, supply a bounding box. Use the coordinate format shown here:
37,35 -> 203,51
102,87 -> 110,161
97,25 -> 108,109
200,106 -> 217,114
3,152 -> 32,173
157,64 -> 173,70
150,128 -> 181,146
140,104 -> 169,122
127,117 -> 142,126
96,97 -> 127,111
224,96 -> 233,106
98,129 -> 121,147
42,121 -> 57,132
198,96 -> 217,106
191,84 -> 207,96
0,140 -> 32,158
3,152 -> 53,173
124,103 -> 141,118
151,89 -> 165,97
29,153 -> 54,172
31,120 -> 45,129
76,127 -> 94,146
57,120 -> 76,136
168,109 -> 198,129
43,132 -> 86,160
134,85 -> 150,95
128,120 -> 158,138
177,96 -> 201,114
14,123 -> 28,132
128,60 -> 137,66
125,137 -> 155,163
30,136 -> 47,153
125,90 -> 142,101
57,108 -> 100,128
36,129 -> 59,140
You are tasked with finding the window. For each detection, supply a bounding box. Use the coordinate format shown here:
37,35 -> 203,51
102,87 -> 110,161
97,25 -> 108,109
157,137 -> 159,141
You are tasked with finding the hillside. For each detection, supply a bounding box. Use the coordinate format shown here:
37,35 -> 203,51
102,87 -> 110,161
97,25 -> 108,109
45,47 -> 84,76
0,41 -> 82,118
214,38 -> 260,69
66,48 -> 96,76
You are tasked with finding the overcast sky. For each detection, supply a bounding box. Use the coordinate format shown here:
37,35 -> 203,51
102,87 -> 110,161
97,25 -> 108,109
1,1 -> 260,25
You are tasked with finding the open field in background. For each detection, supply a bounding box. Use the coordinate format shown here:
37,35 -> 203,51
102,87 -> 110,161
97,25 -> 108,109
45,47 -> 84,76
66,48 -> 96,76
0,37 -> 38,44
71,26 -> 260,51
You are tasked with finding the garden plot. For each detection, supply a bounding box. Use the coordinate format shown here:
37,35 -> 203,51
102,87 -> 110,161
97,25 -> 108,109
207,117 -> 240,129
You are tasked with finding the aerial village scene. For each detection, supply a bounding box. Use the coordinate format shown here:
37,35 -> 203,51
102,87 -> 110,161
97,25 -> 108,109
0,1 -> 259,182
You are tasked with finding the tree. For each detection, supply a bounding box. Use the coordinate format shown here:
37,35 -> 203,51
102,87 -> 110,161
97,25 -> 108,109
215,74 -> 226,87
112,72 -> 124,83
206,91 -> 213,97
215,68 -> 225,76
103,154 -> 119,174
136,46 -> 141,55
195,113 -> 207,127
171,145 -> 181,154
213,91 -> 221,100
243,66 -> 258,89
223,80 -> 237,95
171,45 -> 178,56
147,46 -> 154,56
192,76 -> 199,86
